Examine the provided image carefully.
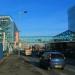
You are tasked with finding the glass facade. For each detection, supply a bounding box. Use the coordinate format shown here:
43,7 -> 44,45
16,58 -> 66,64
54,30 -> 75,41
0,16 -> 19,50
68,6 -> 75,32
20,36 -> 54,45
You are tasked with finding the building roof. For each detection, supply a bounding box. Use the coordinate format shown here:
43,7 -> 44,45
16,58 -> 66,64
54,30 -> 75,41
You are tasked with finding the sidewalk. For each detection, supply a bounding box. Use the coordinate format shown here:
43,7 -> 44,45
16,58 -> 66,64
0,55 -> 43,75
0,54 -> 10,65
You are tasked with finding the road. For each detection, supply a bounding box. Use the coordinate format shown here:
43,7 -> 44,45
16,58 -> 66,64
0,55 -> 75,75
23,56 -> 75,75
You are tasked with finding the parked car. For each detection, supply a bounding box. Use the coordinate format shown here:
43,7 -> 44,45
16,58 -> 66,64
39,50 -> 66,70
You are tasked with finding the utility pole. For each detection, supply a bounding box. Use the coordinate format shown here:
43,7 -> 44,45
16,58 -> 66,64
18,10 -> 28,57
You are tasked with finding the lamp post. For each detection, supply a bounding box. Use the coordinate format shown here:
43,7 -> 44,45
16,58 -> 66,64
18,10 -> 28,57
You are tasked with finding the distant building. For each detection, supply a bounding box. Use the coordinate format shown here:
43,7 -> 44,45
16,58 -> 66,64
68,6 -> 75,32
52,6 -> 75,42
46,6 -> 75,51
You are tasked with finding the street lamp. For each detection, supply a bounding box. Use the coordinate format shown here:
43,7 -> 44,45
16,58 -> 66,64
18,10 -> 28,57
24,11 -> 28,14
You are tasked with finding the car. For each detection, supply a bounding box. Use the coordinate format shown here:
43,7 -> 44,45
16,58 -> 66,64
39,50 -> 66,70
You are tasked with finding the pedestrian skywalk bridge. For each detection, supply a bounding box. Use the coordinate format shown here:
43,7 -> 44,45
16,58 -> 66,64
20,30 -> 75,45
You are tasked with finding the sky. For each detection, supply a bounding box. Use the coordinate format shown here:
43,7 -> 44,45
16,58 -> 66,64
0,0 -> 75,36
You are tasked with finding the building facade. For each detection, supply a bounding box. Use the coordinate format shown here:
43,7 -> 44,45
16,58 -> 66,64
68,6 -> 75,32
0,16 -> 19,51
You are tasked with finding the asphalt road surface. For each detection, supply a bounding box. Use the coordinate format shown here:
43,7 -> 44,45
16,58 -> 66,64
23,56 -> 75,75
0,55 -> 75,75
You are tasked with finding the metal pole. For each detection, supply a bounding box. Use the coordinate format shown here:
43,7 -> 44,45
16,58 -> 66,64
18,10 -> 27,57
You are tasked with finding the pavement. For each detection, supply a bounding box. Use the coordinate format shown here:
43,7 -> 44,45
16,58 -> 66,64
0,55 -> 42,75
